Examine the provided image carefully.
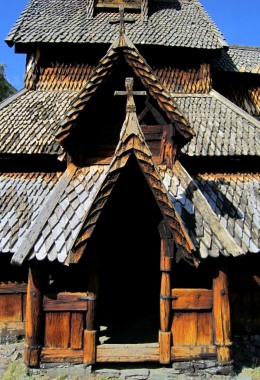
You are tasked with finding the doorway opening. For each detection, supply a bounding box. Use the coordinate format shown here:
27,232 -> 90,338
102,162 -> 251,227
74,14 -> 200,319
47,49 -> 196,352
87,156 -> 162,344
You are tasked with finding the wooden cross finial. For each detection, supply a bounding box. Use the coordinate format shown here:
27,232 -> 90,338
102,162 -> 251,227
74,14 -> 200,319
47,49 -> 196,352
109,6 -> 135,36
114,77 -> 146,112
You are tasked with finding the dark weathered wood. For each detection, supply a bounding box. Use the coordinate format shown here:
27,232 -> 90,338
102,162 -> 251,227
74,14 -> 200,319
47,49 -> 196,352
24,262 -> 43,367
43,292 -> 88,311
171,289 -> 213,310
45,312 -> 70,348
0,282 -> 27,293
171,345 -> 216,361
96,343 -> 159,362
41,348 -> 83,363
213,259 -> 232,362
83,330 -> 96,364
159,330 -> 171,364
86,261 -> 99,331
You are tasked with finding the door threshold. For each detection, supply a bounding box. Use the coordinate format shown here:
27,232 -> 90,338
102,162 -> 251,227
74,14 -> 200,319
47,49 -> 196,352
96,343 -> 159,362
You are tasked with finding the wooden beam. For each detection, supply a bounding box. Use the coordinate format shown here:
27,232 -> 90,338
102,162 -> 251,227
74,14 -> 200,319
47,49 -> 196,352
96,343 -> 159,362
24,261 -> 44,367
213,259 -> 232,362
171,289 -> 213,310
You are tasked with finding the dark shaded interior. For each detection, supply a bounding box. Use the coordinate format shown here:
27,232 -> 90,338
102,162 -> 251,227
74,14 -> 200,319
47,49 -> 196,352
86,155 -> 162,344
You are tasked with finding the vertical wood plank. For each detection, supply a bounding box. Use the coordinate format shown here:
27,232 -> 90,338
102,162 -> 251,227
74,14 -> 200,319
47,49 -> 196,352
213,259 -> 232,362
24,262 -> 43,367
0,294 -> 22,321
45,312 -> 70,348
171,312 -> 198,346
83,330 -> 96,364
159,330 -> 171,364
197,312 -> 213,345
22,293 -> 27,321
70,312 -> 84,349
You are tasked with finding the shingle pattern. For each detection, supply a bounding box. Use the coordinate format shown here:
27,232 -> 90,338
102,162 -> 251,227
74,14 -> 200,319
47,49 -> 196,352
153,62 -> 211,94
12,87 -> 195,265
172,92 -> 260,157
214,83 -> 260,119
0,89 -> 77,155
29,165 -> 109,263
212,46 -> 260,74
72,99 -> 195,264
5,0 -> 227,50
159,162 -> 247,258
194,172 -> 260,254
56,32 -> 193,148
27,62 -> 95,91
0,172 -> 60,253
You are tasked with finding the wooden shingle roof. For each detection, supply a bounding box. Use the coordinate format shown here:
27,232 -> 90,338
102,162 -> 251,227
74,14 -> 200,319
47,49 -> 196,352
160,162 -> 260,257
11,82 -> 196,266
212,46 -> 260,74
174,91 -> 260,157
5,0 -> 228,50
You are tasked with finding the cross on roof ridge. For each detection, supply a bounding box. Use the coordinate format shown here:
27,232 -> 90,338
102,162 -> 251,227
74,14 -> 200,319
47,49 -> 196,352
114,77 -> 146,112
109,5 -> 135,35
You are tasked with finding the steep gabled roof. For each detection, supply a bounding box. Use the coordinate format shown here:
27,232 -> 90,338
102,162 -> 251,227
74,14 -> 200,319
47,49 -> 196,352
5,0 -> 228,50
11,80 -> 195,266
212,46 -> 260,74
56,32 -> 194,149
172,90 -> 260,157
0,89 -> 77,155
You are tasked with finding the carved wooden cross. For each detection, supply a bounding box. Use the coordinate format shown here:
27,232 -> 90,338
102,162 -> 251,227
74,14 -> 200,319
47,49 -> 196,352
114,77 -> 146,112
109,5 -> 135,35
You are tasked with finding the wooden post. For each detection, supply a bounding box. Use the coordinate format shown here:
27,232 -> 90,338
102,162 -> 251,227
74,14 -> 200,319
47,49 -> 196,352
213,258 -> 232,362
159,221 -> 173,364
84,260 -> 99,364
24,261 -> 43,367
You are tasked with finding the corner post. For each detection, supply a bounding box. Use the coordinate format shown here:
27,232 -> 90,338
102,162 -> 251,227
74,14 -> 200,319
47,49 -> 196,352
213,258 -> 232,362
83,259 -> 99,364
24,261 -> 43,367
159,220 -> 173,364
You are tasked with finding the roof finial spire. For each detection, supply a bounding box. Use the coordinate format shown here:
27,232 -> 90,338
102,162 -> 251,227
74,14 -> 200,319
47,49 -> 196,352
109,6 -> 135,36
119,5 -> 125,36
114,77 -> 146,112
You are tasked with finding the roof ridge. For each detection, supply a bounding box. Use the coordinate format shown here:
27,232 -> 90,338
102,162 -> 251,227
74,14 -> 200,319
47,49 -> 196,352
11,163 -> 77,266
210,89 -> 260,129
71,89 -> 196,264
5,1 -> 31,47
0,88 -> 28,111
172,161 -> 246,256
229,45 -> 260,51
193,0 -> 228,49
56,31 -> 194,148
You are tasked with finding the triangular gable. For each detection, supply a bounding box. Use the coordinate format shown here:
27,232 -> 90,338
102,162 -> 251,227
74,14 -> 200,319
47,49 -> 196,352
70,78 -> 196,264
10,78 -> 195,267
56,31 -> 194,150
